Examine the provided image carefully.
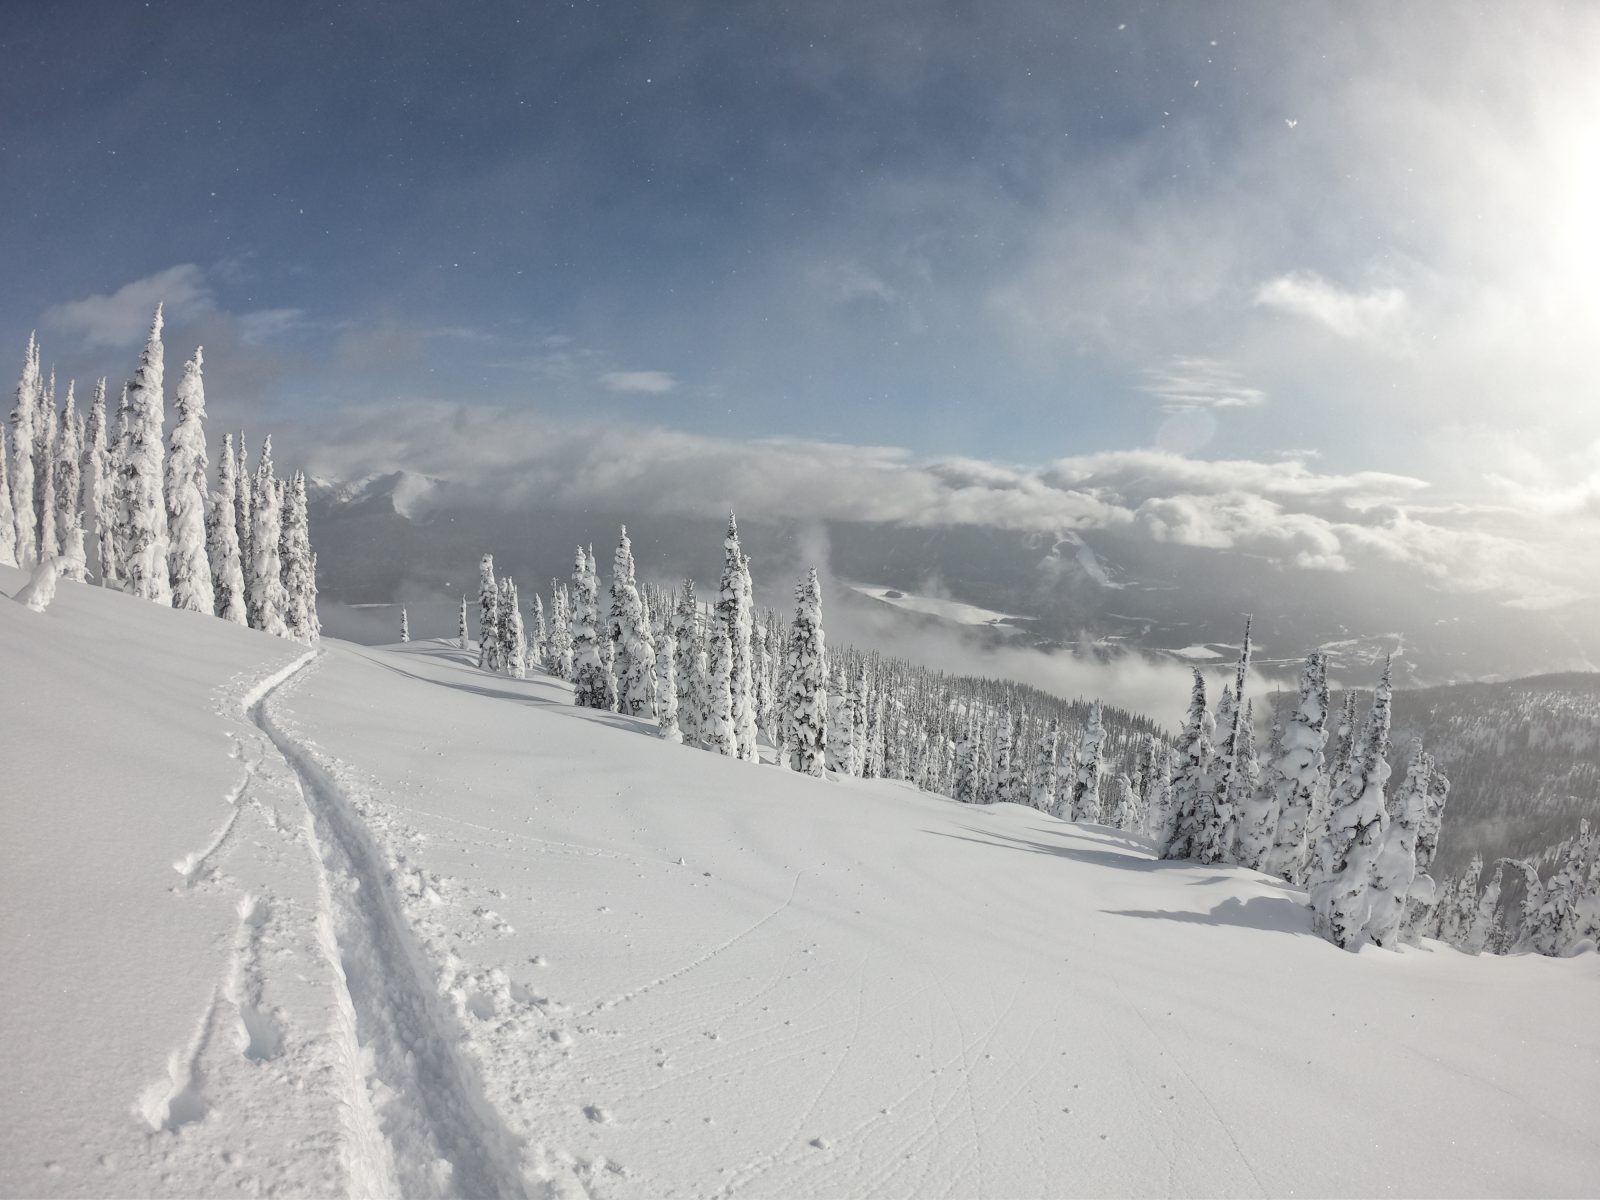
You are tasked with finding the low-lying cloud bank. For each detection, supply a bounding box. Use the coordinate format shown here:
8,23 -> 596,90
300,399 -> 1587,609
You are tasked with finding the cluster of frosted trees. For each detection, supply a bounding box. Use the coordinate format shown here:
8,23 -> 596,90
456,516 -> 1161,787
2,309 -> 318,642
1134,621 -> 1452,952
1421,821 -> 1600,957
467,517 -> 827,773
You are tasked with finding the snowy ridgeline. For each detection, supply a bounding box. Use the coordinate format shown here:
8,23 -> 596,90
463,523 -> 1600,960
3,311 -> 319,642
3,561 -> 1598,1199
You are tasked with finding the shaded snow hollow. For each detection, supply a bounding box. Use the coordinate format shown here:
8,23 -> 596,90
1,563 -> 1597,1198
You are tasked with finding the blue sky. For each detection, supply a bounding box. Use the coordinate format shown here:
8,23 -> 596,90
5,1 -> 1600,607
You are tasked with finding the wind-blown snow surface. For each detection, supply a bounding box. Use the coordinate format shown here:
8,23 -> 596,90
3,566 -> 1598,1198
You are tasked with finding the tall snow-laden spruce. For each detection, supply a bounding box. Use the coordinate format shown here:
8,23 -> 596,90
248,437 -> 290,637
458,594 -> 470,649
165,348 -> 213,613
654,604 -> 682,743
1161,671 -> 1215,859
1309,691 -> 1361,881
1364,741 -> 1431,947
825,666 -> 854,774
717,515 -> 758,761
54,381 -> 86,581
785,567 -> 828,776
120,307 -> 173,604
280,472 -> 318,642
400,607 -> 410,642
1309,656 -> 1395,950
1263,652 -> 1331,883
704,621 -> 738,755
37,371 -> 58,561
1193,682 -> 1237,864
1206,616 -> 1253,859
548,582 -> 574,678
672,582 -> 702,743
81,379 -> 112,583
1032,717 -> 1059,811
530,593 -> 548,667
609,526 -> 656,716
10,334 -> 42,566
233,433 -> 252,579
1069,702 -> 1106,822
501,579 -> 527,678
477,555 -> 501,670
0,429 -> 16,567
570,547 -> 611,709
1401,762 -> 1452,944
107,384 -> 133,586
208,433 -> 247,623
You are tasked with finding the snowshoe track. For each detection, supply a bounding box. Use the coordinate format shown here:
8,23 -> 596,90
252,651 -> 536,1199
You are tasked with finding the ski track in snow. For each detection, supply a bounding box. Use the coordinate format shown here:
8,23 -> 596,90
251,652 -> 545,1200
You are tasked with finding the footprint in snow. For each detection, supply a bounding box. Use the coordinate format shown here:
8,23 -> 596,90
584,1105 -> 613,1125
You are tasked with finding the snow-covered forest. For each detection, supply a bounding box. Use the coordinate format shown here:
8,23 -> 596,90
3,311 -> 320,641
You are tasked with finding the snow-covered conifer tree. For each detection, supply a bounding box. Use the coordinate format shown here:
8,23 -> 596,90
715,516 -> 759,761
704,622 -> 737,755
671,582 -> 701,742
954,711 -> 979,803
653,605 -> 682,743
1222,700 -> 1261,856
79,379 -> 113,583
458,594 -> 470,649
1364,742 -> 1431,947
1147,743 -> 1175,842
609,526 -> 656,715
207,434 -> 247,623
54,381 -> 86,580
1031,717 -> 1058,811
570,548 -> 613,709
992,715 -> 1015,804
400,607 -> 411,642
280,472 -> 317,641
36,377 -> 58,562
477,555 -> 501,670
1400,761 -> 1451,944
784,568 -> 827,776
120,307 -> 173,604
0,430 -> 16,567
502,580 -> 527,678
233,433 -> 252,575
530,593 -> 548,667
1263,653 -> 1330,883
549,582 -> 574,678
1069,702 -> 1106,822
1309,657 -> 1395,950
1309,690 -> 1361,879
165,349 -> 213,612
248,437 -> 290,636
1161,671 -> 1215,859
826,665 -> 854,774
10,334 -> 42,566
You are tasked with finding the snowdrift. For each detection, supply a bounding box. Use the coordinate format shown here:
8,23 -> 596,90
2,565 -> 1597,1198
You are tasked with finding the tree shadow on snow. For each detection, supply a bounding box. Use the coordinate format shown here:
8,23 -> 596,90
1104,894 -> 1313,938
924,827 -> 1189,874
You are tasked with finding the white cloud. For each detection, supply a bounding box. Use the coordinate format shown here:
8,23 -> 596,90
41,265 -> 212,347
597,369 -> 677,395
40,264 -> 306,350
1253,271 -> 1408,341
1139,357 -> 1266,412
300,399 -> 1568,602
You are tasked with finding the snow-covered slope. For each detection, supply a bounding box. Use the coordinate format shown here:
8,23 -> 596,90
3,567 -> 1598,1198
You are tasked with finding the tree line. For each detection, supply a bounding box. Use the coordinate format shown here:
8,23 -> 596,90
3,306 -> 319,640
